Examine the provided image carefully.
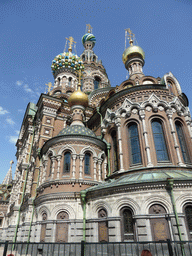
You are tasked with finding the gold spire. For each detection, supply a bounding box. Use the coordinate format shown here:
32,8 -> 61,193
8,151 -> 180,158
125,28 -> 135,48
46,82 -> 53,93
76,69 -> 83,87
65,36 -> 76,52
86,24 -> 92,33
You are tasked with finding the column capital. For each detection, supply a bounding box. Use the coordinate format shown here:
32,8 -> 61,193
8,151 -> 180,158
56,155 -> 62,161
166,109 -> 173,119
115,117 -> 121,126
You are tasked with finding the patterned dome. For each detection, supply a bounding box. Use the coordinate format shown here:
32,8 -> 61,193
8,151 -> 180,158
82,33 -> 96,47
51,52 -> 84,74
57,125 -> 96,138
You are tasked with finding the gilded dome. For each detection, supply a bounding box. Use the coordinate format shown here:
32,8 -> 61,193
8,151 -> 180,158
68,86 -> 88,108
122,45 -> 145,64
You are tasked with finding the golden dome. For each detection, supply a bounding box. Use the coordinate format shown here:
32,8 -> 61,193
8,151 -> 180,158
68,86 -> 88,108
122,45 -> 145,64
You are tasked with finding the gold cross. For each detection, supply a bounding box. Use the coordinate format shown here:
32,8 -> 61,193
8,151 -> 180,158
86,24 -> 92,33
76,69 -> 83,86
46,82 -> 53,92
125,28 -> 135,45
65,36 -> 76,51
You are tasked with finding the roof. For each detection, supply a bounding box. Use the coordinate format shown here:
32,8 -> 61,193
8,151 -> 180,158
57,125 -> 96,138
85,170 -> 192,193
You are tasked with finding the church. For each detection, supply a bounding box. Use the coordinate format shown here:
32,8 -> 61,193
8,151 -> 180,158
1,24 -> 192,245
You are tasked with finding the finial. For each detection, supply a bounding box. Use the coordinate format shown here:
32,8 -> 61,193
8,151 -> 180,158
45,82 -> 53,93
86,24 -> 92,33
65,36 -> 76,52
10,160 -> 14,167
125,28 -> 135,49
76,69 -> 84,89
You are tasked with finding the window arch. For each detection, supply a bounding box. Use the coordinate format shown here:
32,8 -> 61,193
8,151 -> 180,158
151,120 -> 169,162
120,207 -> 134,241
48,154 -> 52,177
63,152 -> 71,174
185,205 -> 192,238
111,130 -> 119,172
94,76 -> 101,90
175,121 -> 190,163
84,152 -> 91,175
98,209 -> 108,242
68,77 -> 72,86
40,212 -> 47,242
128,123 -> 142,165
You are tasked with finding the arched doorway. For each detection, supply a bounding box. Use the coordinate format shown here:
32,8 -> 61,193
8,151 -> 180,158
55,211 -> 69,242
149,204 -> 170,241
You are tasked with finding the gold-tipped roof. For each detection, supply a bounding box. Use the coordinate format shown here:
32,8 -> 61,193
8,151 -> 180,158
122,28 -> 145,64
68,85 -> 88,108
68,70 -> 88,108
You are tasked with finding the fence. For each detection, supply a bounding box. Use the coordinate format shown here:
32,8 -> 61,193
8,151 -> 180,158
0,240 -> 192,256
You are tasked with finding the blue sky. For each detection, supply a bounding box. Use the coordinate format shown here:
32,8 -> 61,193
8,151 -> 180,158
0,0 -> 192,183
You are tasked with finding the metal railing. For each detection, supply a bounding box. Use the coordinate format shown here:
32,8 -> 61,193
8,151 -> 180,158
0,240 -> 192,256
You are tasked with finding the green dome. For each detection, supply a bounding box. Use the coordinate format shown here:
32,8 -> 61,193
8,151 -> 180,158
86,170 -> 192,192
57,125 -> 96,138
122,45 -> 145,64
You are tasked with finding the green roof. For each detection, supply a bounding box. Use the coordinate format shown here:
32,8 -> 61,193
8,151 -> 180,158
57,125 -> 96,138
85,170 -> 192,193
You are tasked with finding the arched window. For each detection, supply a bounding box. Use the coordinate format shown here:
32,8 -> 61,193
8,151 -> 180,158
152,120 -> 169,162
84,153 -> 91,175
111,130 -> 119,172
63,152 -> 71,173
68,77 -> 72,86
120,208 -> 134,241
175,121 -> 190,163
94,76 -> 101,90
48,154 -> 52,177
40,212 -> 47,242
98,209 -> 108,242
185,205 -> 192,238
128,123 -> 142,165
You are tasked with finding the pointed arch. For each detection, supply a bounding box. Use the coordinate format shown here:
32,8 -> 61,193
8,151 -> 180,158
57,145 -> 76,155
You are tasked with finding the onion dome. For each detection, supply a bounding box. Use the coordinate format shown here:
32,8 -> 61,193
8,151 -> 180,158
51,51 -> 84,74
57,125 -> 96,138
122,45 -> 145,64
68,85 -> 88,108
82,33 -> 96,47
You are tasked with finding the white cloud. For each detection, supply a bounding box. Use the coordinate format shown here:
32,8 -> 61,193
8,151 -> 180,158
0,106 -> 9,115
16,81 -> 23,86
18,109 -> 25,113
6,118 -> 15,126
9,136 -> 18,144
24,84 -> 33,93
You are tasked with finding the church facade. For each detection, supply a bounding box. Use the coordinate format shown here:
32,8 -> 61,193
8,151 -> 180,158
1,26 -> 192,244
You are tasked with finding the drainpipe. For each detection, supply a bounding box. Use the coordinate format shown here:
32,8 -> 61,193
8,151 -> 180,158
13,117 -> 36,247
25,152 -> 41,254
167,178 -> 185,256
107,143 -> 111,177
80,190 -> 87,241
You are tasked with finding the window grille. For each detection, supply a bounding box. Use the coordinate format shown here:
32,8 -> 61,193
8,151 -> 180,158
128,123 -> 142,165
84,153 -> 91,174
175,122 -> 190,163
63,152 -> 71,173
152,121 -> 169,162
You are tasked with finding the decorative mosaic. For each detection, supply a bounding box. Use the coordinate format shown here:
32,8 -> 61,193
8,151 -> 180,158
58,125 -> 96,138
